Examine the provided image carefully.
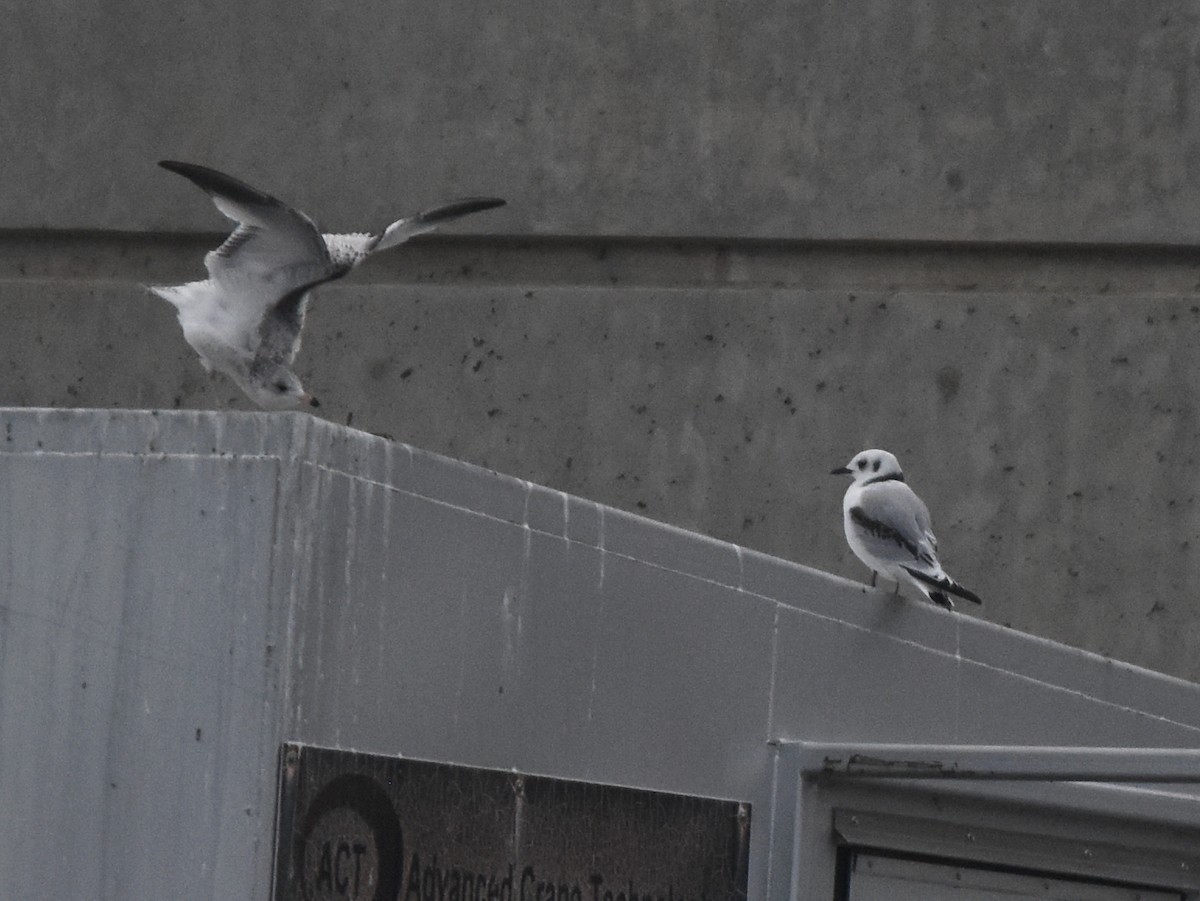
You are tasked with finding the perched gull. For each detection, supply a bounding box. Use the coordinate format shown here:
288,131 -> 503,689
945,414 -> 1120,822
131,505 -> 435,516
832,449 -> 982,610
150,160 -> 505,408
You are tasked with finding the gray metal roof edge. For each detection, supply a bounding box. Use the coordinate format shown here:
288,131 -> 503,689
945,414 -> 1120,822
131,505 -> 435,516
0,406 -> 304,458
252,413 -> 1200,731
5,407 -> 1199,728
954,611 -> 1200,728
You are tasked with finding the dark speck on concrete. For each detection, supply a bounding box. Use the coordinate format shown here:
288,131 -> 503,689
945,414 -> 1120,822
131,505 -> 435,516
935,366 -> 961,403
367,359 -> 393,380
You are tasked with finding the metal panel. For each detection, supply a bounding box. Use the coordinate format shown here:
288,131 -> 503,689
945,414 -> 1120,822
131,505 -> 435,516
271,744 -> 750,901
0,426 -> 292,901
848,854 -> 1182,901
835,809 -> 1200,890
793,742 -> 1200,782
777,746 -> 1200,899
6,409 -> 1200,901
770,604 -> 964,745
282,460 -> 780,802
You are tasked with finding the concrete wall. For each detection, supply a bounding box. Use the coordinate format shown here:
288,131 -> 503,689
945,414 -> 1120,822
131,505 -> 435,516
5,2 -> 1200,683
7,1 -> 1200,241
3,409 -> 1200,900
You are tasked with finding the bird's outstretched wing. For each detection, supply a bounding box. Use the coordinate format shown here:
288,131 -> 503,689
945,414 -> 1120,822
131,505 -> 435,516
372,197 -> 507,252
159,160 -> 339,293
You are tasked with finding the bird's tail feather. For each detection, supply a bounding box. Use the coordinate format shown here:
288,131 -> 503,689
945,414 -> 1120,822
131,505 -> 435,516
927,590 -> 956,610
901,565 -> 983,606
146,282 -> 207,311
374,197 -> 506,252
147,284 -> 181,304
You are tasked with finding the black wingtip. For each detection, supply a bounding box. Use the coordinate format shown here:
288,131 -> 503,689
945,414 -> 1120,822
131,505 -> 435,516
158,159 -> 224,182
457,197 -> 507,213
950,582 -> 983,605
928,591 -> 956,611
415,197 -> 507,225
158,160 -> 281,208
901,565 -> 983,605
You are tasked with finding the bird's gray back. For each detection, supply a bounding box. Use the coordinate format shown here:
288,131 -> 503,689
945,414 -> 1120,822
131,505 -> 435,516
851,481 -> 939,567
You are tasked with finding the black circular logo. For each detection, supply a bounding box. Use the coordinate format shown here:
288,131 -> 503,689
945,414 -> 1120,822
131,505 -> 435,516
295,774 -> 403,901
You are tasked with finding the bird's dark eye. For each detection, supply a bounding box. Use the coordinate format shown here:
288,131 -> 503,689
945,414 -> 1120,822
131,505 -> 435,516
274,382 -> 288,393
857,459 -> 867,470
872,459 -> 881,472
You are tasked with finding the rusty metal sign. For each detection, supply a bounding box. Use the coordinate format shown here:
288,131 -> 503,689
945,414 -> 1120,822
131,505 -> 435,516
272,743 -> 750,901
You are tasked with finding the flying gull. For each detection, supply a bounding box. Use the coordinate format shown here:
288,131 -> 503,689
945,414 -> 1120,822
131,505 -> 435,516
150,160 -> 505,408
832,448 -> 982,610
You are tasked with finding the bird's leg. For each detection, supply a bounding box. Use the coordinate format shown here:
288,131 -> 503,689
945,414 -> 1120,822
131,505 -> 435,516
893,580 -> 902,596
870,571 -> 878,588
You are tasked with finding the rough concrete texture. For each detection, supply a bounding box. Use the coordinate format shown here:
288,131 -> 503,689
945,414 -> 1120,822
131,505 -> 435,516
4,1 -> 1200,241
6,0 -> 1200,687
5,255 -> 1200,683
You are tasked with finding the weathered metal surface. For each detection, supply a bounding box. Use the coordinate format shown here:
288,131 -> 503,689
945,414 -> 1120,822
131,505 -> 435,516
272,743 -> 750,901
788,741 -> 1200,782
847,852 -> 1182,901
4,409 -> 1200,901
836,811 -> 1200,892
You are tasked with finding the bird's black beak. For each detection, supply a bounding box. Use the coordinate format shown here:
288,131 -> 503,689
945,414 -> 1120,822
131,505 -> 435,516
830,466 -> 851,475
308,395 -> 321,408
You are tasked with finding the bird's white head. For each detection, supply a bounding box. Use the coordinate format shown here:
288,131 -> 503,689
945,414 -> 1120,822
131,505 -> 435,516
245,369 -> 320,410
831,448 -> 904,484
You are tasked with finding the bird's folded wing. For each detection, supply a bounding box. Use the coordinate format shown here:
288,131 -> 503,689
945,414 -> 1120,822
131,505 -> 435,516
849,484 -> 938,567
